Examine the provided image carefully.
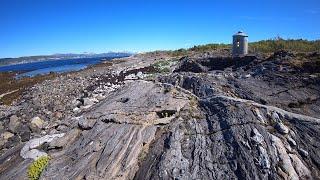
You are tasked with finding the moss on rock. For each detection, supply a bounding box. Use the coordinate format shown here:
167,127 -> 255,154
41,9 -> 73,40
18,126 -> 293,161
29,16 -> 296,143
27,156 -> 50,180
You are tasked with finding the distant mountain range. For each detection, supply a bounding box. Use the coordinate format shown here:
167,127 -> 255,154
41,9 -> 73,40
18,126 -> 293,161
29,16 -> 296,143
0,52 -> 133,66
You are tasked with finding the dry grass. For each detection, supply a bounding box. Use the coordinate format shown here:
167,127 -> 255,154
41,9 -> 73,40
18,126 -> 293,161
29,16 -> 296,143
289,53 -> 320,73
0,72 -> 56,105
87,61 -> 113,68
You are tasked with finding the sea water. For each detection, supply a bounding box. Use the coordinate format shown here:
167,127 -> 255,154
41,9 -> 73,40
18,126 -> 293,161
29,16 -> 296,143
0,57 -> 121,78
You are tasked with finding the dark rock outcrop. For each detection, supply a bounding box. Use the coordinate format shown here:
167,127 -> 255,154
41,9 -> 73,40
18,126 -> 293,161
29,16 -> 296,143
175,55 -> 258,73
174,57 -> 209,73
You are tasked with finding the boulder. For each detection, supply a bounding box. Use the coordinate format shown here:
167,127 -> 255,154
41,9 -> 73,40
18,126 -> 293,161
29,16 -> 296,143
17,124 -> 31,142
4,135 -> 21,149
29,116 -> 45,132
8,115 -> 20,133
1,131 -> 14,140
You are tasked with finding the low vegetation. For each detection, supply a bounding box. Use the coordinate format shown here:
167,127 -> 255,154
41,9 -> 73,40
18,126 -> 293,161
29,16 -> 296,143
188,43 -> 231,52
166,38 -> 320,56
151,60 -> 171,73
0,72 -> 56,105
250,38 -> 320,53
27,156 -> 50,180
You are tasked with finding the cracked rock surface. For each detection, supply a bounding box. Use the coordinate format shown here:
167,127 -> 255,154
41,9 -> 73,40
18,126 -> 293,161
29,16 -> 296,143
0,51 -> 320,179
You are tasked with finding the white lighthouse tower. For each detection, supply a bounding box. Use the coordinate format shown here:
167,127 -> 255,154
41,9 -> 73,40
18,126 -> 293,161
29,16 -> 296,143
232,31 -> 248,57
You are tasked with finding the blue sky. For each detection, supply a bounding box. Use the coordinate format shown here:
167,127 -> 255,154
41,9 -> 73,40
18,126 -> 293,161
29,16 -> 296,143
0,0 -> 319,58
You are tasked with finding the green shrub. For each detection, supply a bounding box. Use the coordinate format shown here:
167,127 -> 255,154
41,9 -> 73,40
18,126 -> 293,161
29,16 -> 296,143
249,38 -> 320,53
158,67 -> 170,73
189,43 -> 231,52
152,60 -> 171,73
152,60 -> 170,68
169,38 -> 320,54
27,156 -> 50,180
169,48 -> 189,56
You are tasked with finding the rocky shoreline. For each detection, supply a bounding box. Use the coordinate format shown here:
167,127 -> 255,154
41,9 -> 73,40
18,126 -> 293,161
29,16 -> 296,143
0,50 -> 319,179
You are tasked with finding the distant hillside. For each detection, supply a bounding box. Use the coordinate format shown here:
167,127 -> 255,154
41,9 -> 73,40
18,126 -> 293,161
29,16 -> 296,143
0,52 -> 133,66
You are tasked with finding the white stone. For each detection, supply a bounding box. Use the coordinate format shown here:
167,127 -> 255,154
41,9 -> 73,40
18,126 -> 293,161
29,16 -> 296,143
125,74 -> 137,80
73,107 -> 80,112
23,149 -> 48,160
20,133 -> 65,160
136,71 -> 145,79
30,116 -> 45,130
